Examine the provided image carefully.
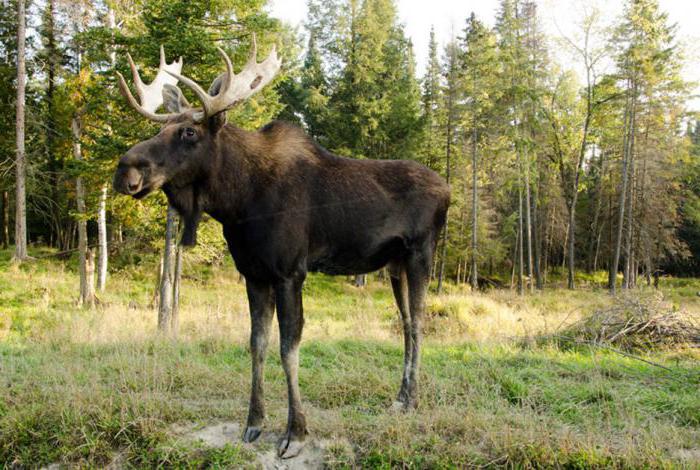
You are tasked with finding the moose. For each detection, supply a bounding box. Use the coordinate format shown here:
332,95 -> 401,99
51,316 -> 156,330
113,37 -> 450,458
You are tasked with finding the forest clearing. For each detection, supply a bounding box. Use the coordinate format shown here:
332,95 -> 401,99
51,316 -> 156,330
2,0 -> 700,467
1,249 -> 699,468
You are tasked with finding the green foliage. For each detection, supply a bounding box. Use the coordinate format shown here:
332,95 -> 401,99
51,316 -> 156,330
303,0 -> 423,160
1,0 -> 698,290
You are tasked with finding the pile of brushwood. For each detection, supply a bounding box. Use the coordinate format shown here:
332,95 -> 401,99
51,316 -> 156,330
554,293 -> 700,352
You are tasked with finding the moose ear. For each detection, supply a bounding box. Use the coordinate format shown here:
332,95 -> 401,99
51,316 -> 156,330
162,84 -> 190,114
206,73 -> 228,131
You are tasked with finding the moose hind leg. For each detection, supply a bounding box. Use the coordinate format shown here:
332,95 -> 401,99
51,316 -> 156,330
243,279 -> 275,443
275,277 -> 308,459
405,248 -> 431,408
389,261 -> 412,409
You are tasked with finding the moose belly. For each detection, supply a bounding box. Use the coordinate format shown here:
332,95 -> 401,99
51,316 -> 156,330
308,236 -> 407,275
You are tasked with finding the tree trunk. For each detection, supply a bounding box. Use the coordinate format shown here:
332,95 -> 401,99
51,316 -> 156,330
543,205 -> 554,287
152,255 -> 164,309
510,227 -> 519,291
561,220 -> 568,270
523,150 -> 534,293
97,186 -> 108,291
609,81 -> 635,294
97,7 -> 118,292
171,243 -> 183,337
593,224 -> 603,273
353,274 -> 366,287
85,248 -> 95,307
74,117 -> 94,308
587,150 -> 606,272
532,187 -> 542,289
566,198 -> 576,290
623,163 -> 635,290
517,183 -> 524,296
470,116 -> 478,291
46,0 -> 61,249
158,206 -> 178,332
1,191 -> 9,249
13,0 -> 28,262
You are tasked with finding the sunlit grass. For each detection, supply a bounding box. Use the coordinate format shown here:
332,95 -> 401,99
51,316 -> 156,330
1,248 -> 699,467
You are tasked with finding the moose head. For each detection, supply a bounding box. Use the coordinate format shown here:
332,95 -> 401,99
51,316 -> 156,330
112,35 -> 281,202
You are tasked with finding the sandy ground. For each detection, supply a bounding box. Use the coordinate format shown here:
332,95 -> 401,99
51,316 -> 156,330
171,421 -> 342,469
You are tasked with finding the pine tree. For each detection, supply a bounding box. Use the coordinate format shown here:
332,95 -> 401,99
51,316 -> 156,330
460,13 -> 500,290
301,32 -> 330,142
419,26 -> 444,172
496,0 -> 528,294
436,38 -> 461,293
380,29 -> 422,160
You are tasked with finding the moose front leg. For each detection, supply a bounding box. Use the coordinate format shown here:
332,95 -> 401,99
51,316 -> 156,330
275,276 -> 308,459
243,279 -> 275,443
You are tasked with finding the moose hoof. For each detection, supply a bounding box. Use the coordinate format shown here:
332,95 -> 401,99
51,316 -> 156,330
390,400 -> 405,412
390,400 -> 409,413
278,435 -> 305,459
390,398 -> 417,413
242,426 -> 262,443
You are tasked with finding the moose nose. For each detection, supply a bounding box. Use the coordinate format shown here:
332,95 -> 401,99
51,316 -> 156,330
113,163 -> 143,195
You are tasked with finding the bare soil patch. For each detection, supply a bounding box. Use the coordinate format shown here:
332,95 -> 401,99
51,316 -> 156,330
172,421 -> 341,469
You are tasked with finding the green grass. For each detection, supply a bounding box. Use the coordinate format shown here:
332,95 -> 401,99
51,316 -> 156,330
0,248 -> 699,468
1,340 -> 697,467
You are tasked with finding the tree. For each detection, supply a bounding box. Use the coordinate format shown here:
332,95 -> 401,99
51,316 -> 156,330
460,13 -> 500,290
418,27 -> 445,173
496,0 -> 529,294
97,6 -> 118,293
13,0 -> 27,262
608,0 -> 687,293
0,0 -> 18,251
158,206 -> 178,333
436,38 -> 461,294
553,6 -> 607,289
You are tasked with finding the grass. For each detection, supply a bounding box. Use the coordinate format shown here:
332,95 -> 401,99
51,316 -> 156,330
1,247 -> 699,468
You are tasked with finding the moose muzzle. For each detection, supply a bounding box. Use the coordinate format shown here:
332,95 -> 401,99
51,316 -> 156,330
113,161 -> 148,198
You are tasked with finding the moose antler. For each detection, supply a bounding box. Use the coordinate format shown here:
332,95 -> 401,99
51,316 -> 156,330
116,46 -> 184,123
165,34 -> 282,121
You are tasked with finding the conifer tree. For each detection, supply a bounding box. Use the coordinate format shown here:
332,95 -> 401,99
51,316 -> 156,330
460,13 -> 500,290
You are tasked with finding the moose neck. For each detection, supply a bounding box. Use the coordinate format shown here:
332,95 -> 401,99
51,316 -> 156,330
163,123 -> 268,245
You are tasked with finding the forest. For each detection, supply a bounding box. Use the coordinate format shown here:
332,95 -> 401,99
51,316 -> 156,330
2,0 -> 699,294
1,0 -> 699,468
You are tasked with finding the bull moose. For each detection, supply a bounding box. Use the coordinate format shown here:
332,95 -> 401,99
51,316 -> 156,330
113,37 -> 450,459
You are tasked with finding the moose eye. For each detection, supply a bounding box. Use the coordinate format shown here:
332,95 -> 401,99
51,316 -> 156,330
181,127 -> 198,143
